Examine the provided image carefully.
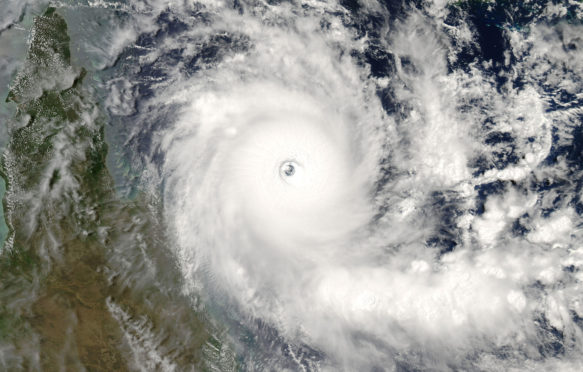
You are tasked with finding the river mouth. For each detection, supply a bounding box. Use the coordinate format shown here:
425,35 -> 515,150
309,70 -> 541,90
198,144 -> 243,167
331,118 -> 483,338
1,1 -> 583,371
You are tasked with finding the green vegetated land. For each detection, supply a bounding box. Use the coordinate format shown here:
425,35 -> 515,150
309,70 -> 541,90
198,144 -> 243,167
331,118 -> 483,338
0,8 -> 233,371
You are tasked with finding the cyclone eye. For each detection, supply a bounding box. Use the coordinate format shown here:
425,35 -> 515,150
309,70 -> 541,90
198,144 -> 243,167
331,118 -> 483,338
280,161 -> 297,178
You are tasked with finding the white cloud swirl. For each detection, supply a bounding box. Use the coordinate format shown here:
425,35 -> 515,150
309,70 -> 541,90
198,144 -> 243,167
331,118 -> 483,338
136,0 -> 583,370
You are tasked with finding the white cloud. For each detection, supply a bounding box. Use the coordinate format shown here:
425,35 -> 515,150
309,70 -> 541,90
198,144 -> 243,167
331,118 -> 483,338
114,0 -> 583,369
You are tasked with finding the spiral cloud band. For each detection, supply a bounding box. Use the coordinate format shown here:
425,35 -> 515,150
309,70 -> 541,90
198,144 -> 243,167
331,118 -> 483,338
109,0 -> 583,370
163,30 -> 385,288
158,12 -> 395,367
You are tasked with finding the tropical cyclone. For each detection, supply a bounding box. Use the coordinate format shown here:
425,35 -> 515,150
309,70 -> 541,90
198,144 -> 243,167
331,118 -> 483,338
160,16 -> 389,367
163,81 -> 385,289
141,0 -> 583,370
